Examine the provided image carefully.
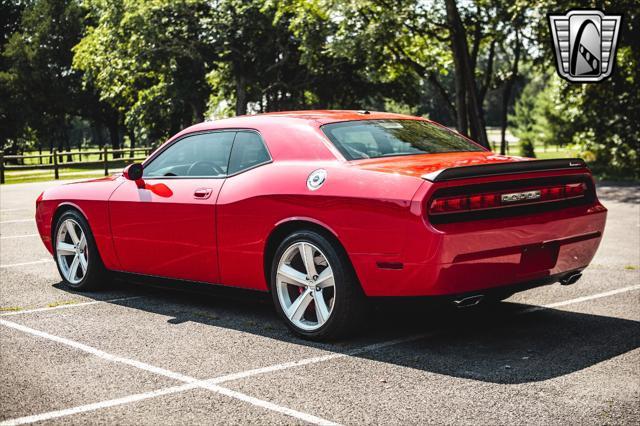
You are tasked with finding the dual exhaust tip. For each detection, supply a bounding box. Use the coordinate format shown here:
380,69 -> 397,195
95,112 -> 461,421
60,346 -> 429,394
560,272 -> 583,286
452,272 -> 583,308
452,295 -> 484,308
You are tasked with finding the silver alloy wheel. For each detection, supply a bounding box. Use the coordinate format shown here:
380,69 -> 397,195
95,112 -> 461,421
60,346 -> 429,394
276,242 -> 335,331
56,219 -> 88,285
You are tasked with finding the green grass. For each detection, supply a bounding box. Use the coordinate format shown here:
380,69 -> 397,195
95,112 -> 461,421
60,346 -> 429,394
486,128 -> 581,160
8,148 -> 146,165
3,168 -> 113,184
2,147 -> 149,184
533,146 -> 581,160
47,300 -> 79,308
2,158 -> 139,184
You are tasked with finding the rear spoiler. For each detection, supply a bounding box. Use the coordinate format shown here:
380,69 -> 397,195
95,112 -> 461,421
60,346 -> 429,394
421,158 -> 587,182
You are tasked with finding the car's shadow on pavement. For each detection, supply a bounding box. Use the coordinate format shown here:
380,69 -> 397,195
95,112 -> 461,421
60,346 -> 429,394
54,277 -> 640,385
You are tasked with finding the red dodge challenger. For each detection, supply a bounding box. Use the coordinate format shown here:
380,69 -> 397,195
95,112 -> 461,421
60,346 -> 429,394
35,110 -> 607,339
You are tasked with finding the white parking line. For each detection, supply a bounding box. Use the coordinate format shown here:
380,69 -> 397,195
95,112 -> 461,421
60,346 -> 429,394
0,234 -> 40,240
2,284 -> 639,426
0,208 -> 32,213
0,296 -> 142,317
0,319 -> 339,426
520,284 -> 640,314
207,333 -> 430,385
0,259 -> 53,269
0,383 -> 197,426
0,219 -> 35,224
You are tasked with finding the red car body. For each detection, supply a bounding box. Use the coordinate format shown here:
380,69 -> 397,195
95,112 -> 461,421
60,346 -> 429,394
35,111 -> 607,298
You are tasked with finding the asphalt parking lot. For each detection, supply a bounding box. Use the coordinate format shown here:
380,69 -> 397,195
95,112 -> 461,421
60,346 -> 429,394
1,180 -> 639,425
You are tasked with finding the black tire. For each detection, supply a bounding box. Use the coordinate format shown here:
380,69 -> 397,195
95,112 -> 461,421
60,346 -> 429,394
53,210 -> 110,291
270,230 -> 365,340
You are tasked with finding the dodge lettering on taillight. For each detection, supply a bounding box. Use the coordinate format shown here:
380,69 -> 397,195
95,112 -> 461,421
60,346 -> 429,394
501,190 -> 542,203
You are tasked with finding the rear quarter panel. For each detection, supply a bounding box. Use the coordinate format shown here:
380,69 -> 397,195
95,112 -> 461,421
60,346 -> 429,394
216,161 -> 424,290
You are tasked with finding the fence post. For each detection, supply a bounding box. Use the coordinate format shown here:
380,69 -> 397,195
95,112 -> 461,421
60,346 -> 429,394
103,145 -> 108,176
53,148 -> 59,180
0,150 -> 4,184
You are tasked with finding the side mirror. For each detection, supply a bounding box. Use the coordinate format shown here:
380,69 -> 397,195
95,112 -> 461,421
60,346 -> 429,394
123,163 -> 143,181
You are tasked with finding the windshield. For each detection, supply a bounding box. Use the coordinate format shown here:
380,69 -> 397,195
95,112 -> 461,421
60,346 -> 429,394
321,119 -> 484,160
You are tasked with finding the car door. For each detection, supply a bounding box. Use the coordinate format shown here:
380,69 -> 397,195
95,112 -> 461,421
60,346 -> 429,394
108,131 -> 235,283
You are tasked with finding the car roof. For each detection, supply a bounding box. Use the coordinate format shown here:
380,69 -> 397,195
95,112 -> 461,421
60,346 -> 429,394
247,110 -> 420,124
179,110 -> 424,135
162,110 -> 435,163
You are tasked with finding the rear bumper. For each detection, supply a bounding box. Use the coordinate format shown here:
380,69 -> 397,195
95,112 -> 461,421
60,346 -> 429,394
352,203 -> 607,297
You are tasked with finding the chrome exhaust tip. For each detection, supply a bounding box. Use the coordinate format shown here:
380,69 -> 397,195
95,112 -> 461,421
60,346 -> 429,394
453,295 -> 484,308
560,272 -> 582,286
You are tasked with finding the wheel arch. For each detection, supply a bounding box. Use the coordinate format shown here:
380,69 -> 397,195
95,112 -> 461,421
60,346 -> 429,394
51,202 -> 90,242
50,202 -> 108,270
263,218 -> 360,291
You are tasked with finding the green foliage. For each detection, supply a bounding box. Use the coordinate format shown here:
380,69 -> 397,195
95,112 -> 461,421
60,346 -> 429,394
73,0 -> 215,144
571,40 -> 639,179
511,0 -> 638,179
0,0 -> 637,181
510,70 -> 578,157
1,0 -> 86,153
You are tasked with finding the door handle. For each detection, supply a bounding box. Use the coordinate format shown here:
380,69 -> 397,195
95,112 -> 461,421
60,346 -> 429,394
193,188 -> 213,199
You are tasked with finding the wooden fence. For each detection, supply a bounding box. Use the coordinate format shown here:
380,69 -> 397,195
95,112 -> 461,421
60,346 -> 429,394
0,147 -> 153,184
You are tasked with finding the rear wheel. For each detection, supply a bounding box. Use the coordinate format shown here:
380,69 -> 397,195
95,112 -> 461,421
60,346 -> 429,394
270,230 -> 364,340
54,210 -> 109,291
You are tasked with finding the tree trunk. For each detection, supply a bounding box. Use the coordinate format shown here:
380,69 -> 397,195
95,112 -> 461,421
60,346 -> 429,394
235,76 -> 247,116
65,140 -> 72,163
107,119 -> 121,159
452,54 -> 468,135
500,31 -> 521,156
445,0 -> 489,148
128,128 -> 136,158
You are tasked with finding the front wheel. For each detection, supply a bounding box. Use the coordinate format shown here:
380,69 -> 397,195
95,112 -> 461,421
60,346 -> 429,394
270,230 -> 364,340
54,210 -> 109,291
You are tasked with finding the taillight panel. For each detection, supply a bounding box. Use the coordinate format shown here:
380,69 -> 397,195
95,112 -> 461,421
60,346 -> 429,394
428,179 -> 590,217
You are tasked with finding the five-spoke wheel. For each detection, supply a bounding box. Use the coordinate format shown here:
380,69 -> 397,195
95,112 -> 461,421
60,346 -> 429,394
271,230 -> 364,340
276,242 -> 335,331
56,218 -> 88,285
53,210 -> 108,290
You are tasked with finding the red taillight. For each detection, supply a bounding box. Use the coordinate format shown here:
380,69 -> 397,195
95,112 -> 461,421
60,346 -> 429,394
429,196 -> 468,213
540,185 -> 564,200
468,193 -> 500,209
564,182 -> 587,197
429,182 -> 588,215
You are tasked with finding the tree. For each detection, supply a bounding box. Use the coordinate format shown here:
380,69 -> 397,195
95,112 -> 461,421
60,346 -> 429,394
284,0 -> 528,149
206,0 -> 310,116
1,0 -> 86,154
444,0 -> 488,147
0,0 -> 27,153
522,0 -> 639,178
74,0 -> 216,145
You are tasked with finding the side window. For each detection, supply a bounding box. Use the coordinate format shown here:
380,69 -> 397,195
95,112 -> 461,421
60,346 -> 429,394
143,132 -> 234,177
227,132 -> 270,175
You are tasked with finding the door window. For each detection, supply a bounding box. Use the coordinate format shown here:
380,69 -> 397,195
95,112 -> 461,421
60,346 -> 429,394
227,131 -> 271,175
143,132 -> 235,177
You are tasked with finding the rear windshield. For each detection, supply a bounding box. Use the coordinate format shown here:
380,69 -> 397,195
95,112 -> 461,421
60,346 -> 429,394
321,119 -> 484,160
